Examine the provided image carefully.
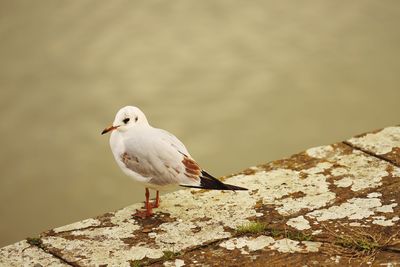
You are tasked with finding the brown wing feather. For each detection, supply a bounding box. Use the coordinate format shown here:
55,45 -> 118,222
181,155 -> 202,180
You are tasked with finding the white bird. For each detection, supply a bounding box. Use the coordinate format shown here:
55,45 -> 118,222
101,106 -> 247,218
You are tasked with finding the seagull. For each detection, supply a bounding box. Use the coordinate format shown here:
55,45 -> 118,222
101,106 -> 247,218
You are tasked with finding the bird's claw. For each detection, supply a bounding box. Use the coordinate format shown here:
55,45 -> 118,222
132,209 -> 153,219
151,201 -> 159,208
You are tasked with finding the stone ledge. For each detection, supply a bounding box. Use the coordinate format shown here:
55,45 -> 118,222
0,240 -> 69,267
1,126 -> 400,266
346,126 -> 400,167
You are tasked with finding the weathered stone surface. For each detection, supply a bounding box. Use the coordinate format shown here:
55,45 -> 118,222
1,126 -> 400,266
347,126 -> 400,167
0,240 -> 68,267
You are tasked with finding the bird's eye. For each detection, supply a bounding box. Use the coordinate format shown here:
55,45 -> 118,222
123,118 -> 130,124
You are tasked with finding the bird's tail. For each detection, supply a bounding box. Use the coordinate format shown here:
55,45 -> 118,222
181,170 -> 248,191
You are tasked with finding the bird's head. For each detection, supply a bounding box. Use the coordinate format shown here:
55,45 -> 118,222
101,106 -> 149,135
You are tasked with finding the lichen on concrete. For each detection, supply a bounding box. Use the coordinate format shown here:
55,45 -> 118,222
347,126 -> 400,155
0,240 -> 68,267
309,145 -> 400,192
253,167 -> 336,216
270,238 -> 321,253
333,177 -> 353,188
302,241 -> 321,253
372,215 -> 399,226
219,236 -> 275,253
152,186 -> 254,252
69,222 -> 140,240
154,219 -> 229,251
306,145 -> 334,159
53,218 -> 101,233
367,192 -> 382,198
219,236 -> 321,254
286,215 -> 311,230
329,150 -> 391,191
44,236 -> 164,265
164,259 -> 185,267
376,203 -> 397,213
307,196 -> 396,222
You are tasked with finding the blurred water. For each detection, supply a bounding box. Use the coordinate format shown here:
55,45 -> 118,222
0,1 -> 400,247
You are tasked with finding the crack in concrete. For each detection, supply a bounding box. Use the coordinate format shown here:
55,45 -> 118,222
27,238 -> 80,267
343,141 -> 400,168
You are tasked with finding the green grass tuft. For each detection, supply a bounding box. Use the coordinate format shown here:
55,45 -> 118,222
269,228 -> 284,238
162,250 -> 180,261
236,221 -> 314,242
286,231 -> 313,242
26,237 -> 43,247
236,221 -> 268,234
130,261 -> 142,267
335,235 -> 380,252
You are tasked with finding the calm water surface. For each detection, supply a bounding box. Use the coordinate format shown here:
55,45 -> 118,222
1,1 -> 400,247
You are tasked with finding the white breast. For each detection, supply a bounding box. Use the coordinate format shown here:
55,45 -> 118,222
110,130 -> 152,184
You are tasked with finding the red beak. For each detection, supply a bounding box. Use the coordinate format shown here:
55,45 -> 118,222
101,125 -> 119,135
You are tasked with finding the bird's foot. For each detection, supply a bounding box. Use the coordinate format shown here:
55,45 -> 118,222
132,208 -> 153,219
150,200 -> 160,208
132,188 -> 158,218
151,191 -> 160,208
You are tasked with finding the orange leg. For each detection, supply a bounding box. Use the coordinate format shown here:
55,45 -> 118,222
133,188 -> 153,218
152,190 -> 160,208
144,188 -> 153,216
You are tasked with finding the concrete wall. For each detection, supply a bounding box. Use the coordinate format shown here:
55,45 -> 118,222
1,126 -> 400,266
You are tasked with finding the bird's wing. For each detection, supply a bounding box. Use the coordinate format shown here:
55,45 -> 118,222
121,129 -> 201,187
121,128 -> 247,190
157,128 -> 190,156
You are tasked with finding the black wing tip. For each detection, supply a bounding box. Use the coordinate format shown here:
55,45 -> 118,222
222,184 -> 248,191
181,170 -> 248,191
181,183 -> 248,191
